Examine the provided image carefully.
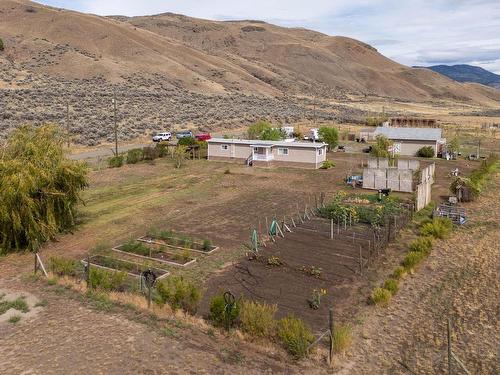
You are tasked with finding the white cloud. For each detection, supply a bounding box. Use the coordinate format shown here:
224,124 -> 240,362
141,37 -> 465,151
36,0 -> 500,73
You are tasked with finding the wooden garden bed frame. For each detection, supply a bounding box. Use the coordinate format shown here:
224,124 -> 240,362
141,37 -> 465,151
81,255 -> 170,280
112,244 -> 197,268
137,236 -> 219,255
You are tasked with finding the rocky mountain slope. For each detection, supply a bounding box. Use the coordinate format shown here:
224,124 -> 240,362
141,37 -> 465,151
0,0 -> 499,145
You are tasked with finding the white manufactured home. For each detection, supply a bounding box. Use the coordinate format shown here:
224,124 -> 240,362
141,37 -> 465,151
207,138 -> 328,169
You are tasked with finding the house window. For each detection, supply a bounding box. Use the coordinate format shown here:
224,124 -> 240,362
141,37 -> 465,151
318,148 -> 324,155
221,144 -> 229,151
278,148 -> 289,155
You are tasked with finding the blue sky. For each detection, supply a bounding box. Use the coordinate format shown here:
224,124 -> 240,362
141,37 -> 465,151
37,0 -> 500,73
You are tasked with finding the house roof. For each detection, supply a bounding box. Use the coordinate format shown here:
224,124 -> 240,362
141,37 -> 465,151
374,127 -> 442,141
207,138 -> 328,149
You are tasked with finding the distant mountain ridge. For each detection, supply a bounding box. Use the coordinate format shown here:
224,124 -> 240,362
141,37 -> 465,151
415,64 -> 500,89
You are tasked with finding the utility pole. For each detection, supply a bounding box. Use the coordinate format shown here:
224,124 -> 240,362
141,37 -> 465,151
313,94 -> 317,125
112,92 -> 118,156
477,139 -> 481,158
66,100 -> 70,148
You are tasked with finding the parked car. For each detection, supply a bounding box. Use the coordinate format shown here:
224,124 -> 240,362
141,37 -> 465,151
152,132 -> 172,142
195,133 -> 211,141
176,130 -> 193,139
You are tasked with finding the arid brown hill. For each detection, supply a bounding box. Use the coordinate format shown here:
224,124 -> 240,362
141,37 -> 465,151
0,0 -> 498,145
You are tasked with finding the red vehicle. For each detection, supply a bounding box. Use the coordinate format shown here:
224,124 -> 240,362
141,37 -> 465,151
195,133 -> 211,141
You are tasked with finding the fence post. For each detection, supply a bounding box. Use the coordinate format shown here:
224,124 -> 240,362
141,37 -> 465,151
330,219 -> 334,239
86,255 -> 91,289
34,252 -> 38,275
359,246 -> 363,275
328,307 -> 334,366
447,318 -> 452,375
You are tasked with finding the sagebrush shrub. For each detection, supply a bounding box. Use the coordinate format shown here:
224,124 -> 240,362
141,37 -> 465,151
408,236 -> 433,255
209,293 -> 240,328
402,251 -> 425,270
108,155 -> 124,168
276,315 -> 314,359
89,268 -> 127,291
240,300 -> 277,338
142,146 -> 160,161
126,148 -> 143,164
370,287 -> 391,307
156,276 -> 201,314
416,146 -> 435,158
383,279 -> 399,295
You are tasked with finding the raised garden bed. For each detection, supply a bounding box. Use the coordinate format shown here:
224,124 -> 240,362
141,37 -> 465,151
81,255 -> 170,280
139,231 -> 219,254
112,241 -> 196,267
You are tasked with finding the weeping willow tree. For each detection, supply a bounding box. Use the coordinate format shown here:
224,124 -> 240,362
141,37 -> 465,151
0,125 -> 88,253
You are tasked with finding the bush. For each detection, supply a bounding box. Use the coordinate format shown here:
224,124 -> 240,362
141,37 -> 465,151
391,266 -> 407,280
320,160 -> 335,169
126,148 -> 143,164
383,279 -> 399,295
155,142 -> 169,157
89,268 -> 127,291
402,251 -> 425,271
108,155 -> 124,168
370,287 -> 391,307
156,276 -> 201,314
209,293 -> 240,328
420,218 -> 453,239
177,136 -> 196,146
142,146 -> 160,161
417,146 -> 435,158
240,300 -> 277,338
277,315 -> 314,359
49,256 -> 80,276
120,240 -> 150,256
202,239 -> 212,251
370,135 -> 392,158
408,236 -> 433,255
0,38 -> 4,51
332,324 -> 352,354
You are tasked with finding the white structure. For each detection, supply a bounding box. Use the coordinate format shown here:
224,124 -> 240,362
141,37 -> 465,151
207,138 -> 328,169
373,127 -> 445,156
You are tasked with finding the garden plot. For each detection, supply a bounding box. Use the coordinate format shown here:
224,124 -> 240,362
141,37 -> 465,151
112,240 -> 196,267
139,230 -> 218,254
82,255 -> 170,280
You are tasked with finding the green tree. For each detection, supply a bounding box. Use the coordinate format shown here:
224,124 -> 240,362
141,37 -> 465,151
247,120 -> 272,139
260,127 -> 286,141
177,136 -> 196,146
448,137 -> 460,154
318,126 -> 339,150
370,135 -> 392,158
0,124 -> 88,253
0,38 -> 4,51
